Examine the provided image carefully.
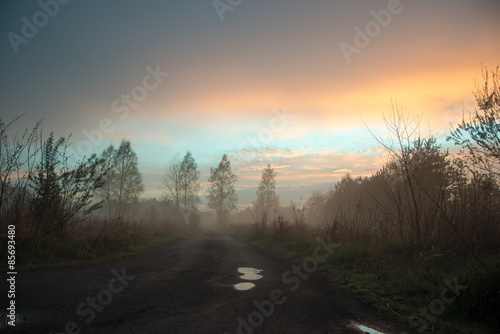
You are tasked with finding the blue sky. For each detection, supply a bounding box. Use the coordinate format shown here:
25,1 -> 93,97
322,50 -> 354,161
1,0 -> 499,208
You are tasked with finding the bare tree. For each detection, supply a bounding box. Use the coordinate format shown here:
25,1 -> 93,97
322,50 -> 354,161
366,106 -> 457,243
163,154 -> 182,209
367,105 -> 425,242
206,154 -> 238,224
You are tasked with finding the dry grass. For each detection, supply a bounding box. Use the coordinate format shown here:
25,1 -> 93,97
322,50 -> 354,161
3,216 -> 183,269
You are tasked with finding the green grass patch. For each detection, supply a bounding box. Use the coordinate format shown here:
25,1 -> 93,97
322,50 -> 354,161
240,234 -> 499,334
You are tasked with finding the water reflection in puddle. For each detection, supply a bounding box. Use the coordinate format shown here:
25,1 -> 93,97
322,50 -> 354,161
234,282 -> 256,291
358,324 -> 384,334
238,267 -> 263,280
233,267 -> 263,290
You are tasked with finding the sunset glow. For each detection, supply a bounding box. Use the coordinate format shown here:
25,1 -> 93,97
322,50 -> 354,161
2,0 -> 499,208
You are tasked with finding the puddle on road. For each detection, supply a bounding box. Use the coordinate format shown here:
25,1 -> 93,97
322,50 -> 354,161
233,267 -> 263,290
0,313 -> 27,328
357,324 -> 384,334
238,267 -> 263,280
234,282 -> 256,291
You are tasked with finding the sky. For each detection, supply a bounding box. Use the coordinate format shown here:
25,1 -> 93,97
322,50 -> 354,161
1,0 -> 499,209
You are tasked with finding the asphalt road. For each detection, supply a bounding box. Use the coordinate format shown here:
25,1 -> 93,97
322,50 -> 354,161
2,232 -> 416,334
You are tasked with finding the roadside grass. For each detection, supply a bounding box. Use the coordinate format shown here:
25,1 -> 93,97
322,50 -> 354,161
3,219 -> 183,270
239,232 -> 499,334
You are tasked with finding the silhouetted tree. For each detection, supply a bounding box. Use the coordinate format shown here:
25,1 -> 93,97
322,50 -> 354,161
96,144 -> 115,216
305,190 -> 328,226
0,115 -> 41,225
448,66 -> 500,177
104,140 -> 144,217
30,132 -> 106,242
206,154 -> 238,224
368,106 -> 426,243
253,164 -> 280,224
180,151 -> 200,212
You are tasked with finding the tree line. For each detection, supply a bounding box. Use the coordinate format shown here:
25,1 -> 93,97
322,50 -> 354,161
304,66 -> 500,255
0,127 -> 148,245
0,117 -> 257,242
1,65 -> 498,248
